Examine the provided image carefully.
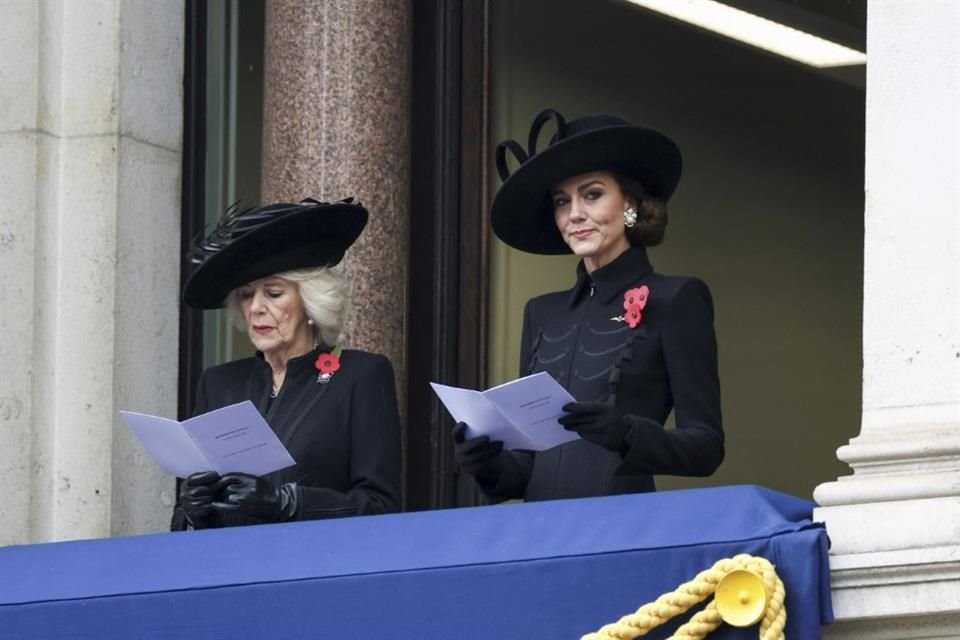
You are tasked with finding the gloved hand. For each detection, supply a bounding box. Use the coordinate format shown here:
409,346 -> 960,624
559,402 -> 633,455
210,473 -> 298,526
452,422 -> 505,484
178,470 -> 221,529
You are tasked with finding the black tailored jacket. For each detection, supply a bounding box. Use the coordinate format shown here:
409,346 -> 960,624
480,247 -> 724,501
171,347 -> 401,529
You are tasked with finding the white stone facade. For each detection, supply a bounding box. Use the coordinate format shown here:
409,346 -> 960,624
814,1 -> 960,636
0,0 -> 183,543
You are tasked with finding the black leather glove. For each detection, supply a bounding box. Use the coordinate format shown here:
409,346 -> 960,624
452,422 -> 505,484
210,473 -> 299,526
559,402 -> 633,455
178,470 -> 221,529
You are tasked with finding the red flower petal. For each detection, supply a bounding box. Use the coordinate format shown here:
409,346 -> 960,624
623,286 -> 650,311
315,353 -> 341,374
636,285 -> 649,309
625,304 -> 643,329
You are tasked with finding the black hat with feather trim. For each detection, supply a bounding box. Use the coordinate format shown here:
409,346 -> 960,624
183,197 -> 367,309
491,109 -> 682,255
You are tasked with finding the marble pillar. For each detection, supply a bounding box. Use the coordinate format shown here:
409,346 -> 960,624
0,0 -> 40,546
260,0 -> 410,395
814,1 -> 960,635
0,0 -> 183,544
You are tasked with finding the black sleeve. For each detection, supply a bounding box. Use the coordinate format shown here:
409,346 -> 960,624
297,355 -> 401,519
518,297 -> 536,378
475,299 -> 538,501
170,370 -> 213,531
619,278 -> 725,476
192,369 -> 211,416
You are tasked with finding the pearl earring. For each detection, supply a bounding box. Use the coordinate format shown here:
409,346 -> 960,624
623,207 -> 638,228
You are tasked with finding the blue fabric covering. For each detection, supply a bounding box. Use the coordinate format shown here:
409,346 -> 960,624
0,485 -> 832,639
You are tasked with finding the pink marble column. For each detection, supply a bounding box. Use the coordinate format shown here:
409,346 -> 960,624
261,0 -> 410,392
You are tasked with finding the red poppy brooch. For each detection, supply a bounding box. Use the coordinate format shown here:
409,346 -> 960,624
611,286 -> 649,329
315,344 -> 343,384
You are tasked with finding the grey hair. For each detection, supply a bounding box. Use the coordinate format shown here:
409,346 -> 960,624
225,266 -> 349,347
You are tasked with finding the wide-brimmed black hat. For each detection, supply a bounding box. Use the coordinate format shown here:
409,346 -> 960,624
182,197 -> 367,309
490,109 -> 682,255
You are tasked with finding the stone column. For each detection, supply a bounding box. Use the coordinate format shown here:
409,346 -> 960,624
0,0 -> 40,546
813,1 -> 960,635
260,0 -> 410,388
0,0 -> 183,544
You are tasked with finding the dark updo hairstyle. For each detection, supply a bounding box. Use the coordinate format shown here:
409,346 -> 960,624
613,173 -> 668,247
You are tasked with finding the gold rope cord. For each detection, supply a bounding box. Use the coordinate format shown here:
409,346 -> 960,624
581,554 -> 786,640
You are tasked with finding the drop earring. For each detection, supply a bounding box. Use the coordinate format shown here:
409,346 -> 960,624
623,207 -> 638,228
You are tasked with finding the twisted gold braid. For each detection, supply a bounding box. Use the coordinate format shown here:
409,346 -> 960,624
581,554 -> 786,640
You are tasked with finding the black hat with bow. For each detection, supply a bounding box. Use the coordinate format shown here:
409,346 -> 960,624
491,109 -> 682,255
182,198 -> 367,309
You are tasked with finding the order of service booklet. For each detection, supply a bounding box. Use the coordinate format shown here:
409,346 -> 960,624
120,401 -> 296,478
430,372 -> 579,451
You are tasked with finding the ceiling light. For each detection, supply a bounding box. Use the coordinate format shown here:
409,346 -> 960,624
625,0 -> 867,68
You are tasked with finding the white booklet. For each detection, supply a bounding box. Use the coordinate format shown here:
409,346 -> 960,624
120,400 -> 296,478
430,372 -> 579,451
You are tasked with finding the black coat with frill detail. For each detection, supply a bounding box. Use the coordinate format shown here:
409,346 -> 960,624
171,347 -> 401,528
481,246 -> 724,501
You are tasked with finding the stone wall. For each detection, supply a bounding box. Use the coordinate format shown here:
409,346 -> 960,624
0,0 -> 183,543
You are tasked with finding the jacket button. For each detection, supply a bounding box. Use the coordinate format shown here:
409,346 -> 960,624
578,345 -> 584,353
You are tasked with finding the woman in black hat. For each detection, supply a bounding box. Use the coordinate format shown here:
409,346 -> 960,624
171,198 -> 401,529
453,110 -> 724,501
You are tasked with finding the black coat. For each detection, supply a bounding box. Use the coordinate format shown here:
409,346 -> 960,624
171,347 -> 401,528
481,247 -> 724,501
